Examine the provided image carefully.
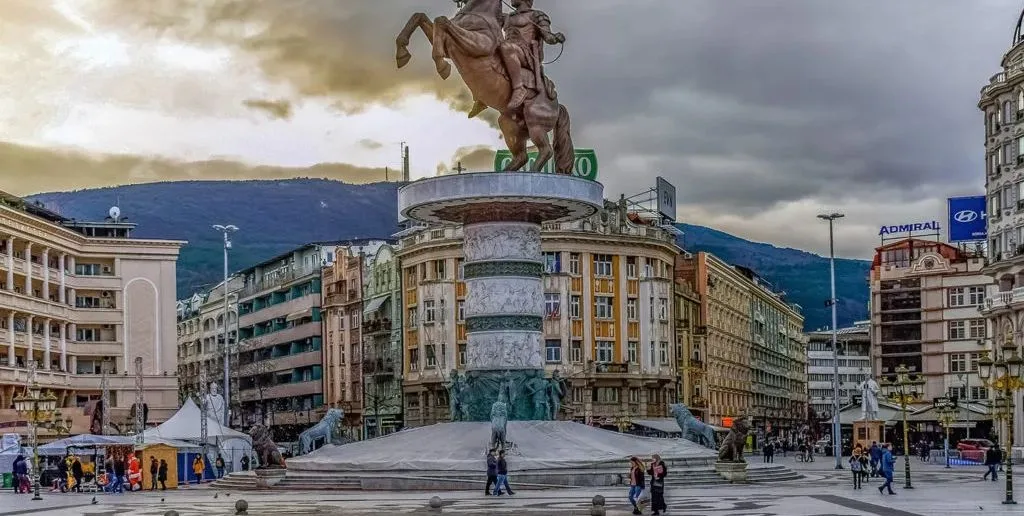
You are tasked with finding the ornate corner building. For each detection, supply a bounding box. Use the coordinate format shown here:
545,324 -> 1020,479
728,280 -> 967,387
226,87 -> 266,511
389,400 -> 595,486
0,191 -> 183,436
397,200 -> 680,427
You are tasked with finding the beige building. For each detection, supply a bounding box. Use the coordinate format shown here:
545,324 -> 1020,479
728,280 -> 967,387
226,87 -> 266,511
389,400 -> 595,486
676,252 -> 753,427
398,200 -> 680,428
0,192 -> 183,436
870,238 -> 992,402
674,275 -> 705,421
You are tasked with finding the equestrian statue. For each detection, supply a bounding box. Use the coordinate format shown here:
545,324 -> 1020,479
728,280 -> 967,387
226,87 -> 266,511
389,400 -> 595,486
669,403 -> 717,449
397,0 -> 575,174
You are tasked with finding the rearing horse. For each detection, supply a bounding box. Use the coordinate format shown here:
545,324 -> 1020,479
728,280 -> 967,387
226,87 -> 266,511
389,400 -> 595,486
396,0 -> 575,174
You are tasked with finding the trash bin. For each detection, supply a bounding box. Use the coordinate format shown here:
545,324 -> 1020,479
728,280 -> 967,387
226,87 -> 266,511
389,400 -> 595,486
2,472 -> 12,488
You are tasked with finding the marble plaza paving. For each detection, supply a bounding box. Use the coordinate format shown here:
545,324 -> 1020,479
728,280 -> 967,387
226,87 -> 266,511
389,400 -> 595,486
3,469 -> 1024,516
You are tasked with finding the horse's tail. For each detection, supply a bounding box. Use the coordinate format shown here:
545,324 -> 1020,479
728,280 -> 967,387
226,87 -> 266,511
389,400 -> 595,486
553,104 -> 575,175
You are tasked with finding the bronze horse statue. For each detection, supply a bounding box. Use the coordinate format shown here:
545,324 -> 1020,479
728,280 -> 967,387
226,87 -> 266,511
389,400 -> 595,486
396,0 -> 575,174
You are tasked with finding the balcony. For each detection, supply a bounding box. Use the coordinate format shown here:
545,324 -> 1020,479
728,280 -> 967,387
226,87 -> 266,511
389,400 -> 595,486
984,289 -> 1024,312
239,295 -> 317,329
240,379 -> 320,401
68,274 -> 121,291
0,289 -> 70,319
239,265 -> 319,299
69,340 -> 122,356
247,350 -> 321,374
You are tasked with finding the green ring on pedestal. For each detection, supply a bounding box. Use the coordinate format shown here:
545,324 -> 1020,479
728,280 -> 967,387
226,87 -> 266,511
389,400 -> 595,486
465,315 -> 543,333
463,261 -> 544,280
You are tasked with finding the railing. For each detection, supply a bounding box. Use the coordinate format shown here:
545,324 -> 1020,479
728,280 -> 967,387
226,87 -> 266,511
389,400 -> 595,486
239,265 -> 318,298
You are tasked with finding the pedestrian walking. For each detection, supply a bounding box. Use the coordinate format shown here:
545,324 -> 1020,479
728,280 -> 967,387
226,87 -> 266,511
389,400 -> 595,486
492,450 -> 514,496
192,455 -> 205,485
149,457 -> 159,490
627,457 -> 645,515
240,455 -> 250,471
215,455 -> 226,479
71,456 -> 83,493
485,448 -> 498,495
877,444 -> 896,495
984,444 -> 1003,481
849,450 -> 863,489
647,454 -> 668,516
868,441 -> 881,478
158,459 -> 168,491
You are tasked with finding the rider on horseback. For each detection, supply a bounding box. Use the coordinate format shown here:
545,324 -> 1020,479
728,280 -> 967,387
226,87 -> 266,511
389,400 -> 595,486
498,0 -> 565,110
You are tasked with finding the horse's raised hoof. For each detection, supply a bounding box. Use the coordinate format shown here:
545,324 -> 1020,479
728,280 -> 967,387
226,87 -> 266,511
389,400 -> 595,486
396,47 -> 412,68
436,61 -> 451,79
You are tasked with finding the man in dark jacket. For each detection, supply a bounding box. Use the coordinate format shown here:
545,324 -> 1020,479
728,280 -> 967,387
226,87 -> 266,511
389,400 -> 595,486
113,455 -> 127,493
12,455 -> 27,494
868,442 -> 882,477
157,459 -> 169,491
493,450 -> 514,496
149,457 -> 159,490
984,444 -> 1003,481
485,449 -> 498,495
71,456 -> 83,492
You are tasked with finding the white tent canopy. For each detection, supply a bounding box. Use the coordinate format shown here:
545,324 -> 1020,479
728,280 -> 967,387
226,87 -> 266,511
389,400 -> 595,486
143,398 -> 253,472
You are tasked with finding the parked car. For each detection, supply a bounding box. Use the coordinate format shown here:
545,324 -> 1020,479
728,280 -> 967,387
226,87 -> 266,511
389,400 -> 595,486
956,438 -> 994,462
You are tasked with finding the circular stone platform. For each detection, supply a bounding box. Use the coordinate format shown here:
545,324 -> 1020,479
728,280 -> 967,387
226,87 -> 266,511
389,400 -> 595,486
288,421 -> 716,473
398,171 -> 604,224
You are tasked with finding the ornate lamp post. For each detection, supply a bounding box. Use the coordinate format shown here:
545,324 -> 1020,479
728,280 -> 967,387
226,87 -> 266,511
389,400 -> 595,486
977,338 -> 1024,505
934,396 -> 957,469
880,364 -> 924,489
13,367 -> 66,501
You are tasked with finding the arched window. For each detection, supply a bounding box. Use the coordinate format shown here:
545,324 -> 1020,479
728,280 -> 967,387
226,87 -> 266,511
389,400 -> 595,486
1006,100 -> 1015,124
1018,90 -> 1024,111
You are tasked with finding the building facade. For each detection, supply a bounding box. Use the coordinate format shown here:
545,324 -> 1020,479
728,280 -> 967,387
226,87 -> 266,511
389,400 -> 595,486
175,276 -> 241,418
737,266 -> 808,439
980,13 -> 1024,447
361,243 -> 403,438
234,244 -> 327,441
806,321 -> 871,421
0,192 -> 183,436
674,275 -> 705,421
675,252 -> 753,427
870,239 -> 992,403
398,200 -> 680,428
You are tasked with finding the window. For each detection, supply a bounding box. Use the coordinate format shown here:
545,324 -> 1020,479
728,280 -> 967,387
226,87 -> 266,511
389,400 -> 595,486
543,252 -> 561,273
1005,100 -> 1014,124
626,256 -> 637,278
948,287 -> 965,307
594,387 -> 619,403
457,300 -> 465,321
626,298 -> 637,320
571,340 -> 582,363
76,328 -> 98,341
968,287 -> 986,305
572,387 -> 583,403
435,259 -> 446,280
409,349 -> 420,372
407,307 -> 418,326
545,339 -> 562,363
659,341 -> 669,365
595,296 -> 613,319
948,386 -> 966,400
948,321 -> 966,340
949,353 -> 967,373
969,319 -> 986,339
596,341 -> 614,363
425,345 -> 437,368
971,386 -> 989,400
545,293 -> 561,318
439,299 -> 446,321
569,253 -> 580,275
424,300 -> 436,323
593,254 -> 613,277
569,295 -> 581,319
458,343 -> 467,367
970,352 -> 981,372
629,388 -> 640,403
457,258 -> 465,280
658,298 -> 668,320
627,341 -> 638,364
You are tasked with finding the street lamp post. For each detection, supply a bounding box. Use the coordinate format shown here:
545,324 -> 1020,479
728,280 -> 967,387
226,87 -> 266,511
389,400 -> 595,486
934,397 -> 957,469
881,364 -> 925,489
977,337 -> 1024,505
213,224 -> 238,427
817,212 -> 844,469
13,363 -> 69,501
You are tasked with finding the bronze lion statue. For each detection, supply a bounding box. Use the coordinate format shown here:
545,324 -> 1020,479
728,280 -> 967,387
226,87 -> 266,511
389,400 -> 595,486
717,417 -> 751,463
249,424 -> 285,469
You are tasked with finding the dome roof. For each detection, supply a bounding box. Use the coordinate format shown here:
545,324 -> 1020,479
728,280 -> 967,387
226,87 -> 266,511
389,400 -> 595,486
1015,7 -> 1024,45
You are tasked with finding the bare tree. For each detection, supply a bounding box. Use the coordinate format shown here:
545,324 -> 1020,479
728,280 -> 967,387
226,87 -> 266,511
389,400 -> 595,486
234,338 -> 274,428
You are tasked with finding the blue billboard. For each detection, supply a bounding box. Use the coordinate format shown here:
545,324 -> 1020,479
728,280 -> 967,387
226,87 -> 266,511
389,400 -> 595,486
947,196 -> 987,243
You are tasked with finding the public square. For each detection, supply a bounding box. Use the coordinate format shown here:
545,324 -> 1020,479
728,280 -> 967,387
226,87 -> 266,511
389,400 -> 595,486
0,456 -> 1020,516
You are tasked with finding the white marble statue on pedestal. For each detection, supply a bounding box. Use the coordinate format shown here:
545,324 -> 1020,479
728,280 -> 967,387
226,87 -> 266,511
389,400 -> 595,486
859,375 -> 880,421
203,382 -> 227,425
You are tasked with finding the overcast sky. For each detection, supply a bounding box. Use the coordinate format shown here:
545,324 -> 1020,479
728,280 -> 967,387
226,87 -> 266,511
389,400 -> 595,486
0,0 -> 1015,258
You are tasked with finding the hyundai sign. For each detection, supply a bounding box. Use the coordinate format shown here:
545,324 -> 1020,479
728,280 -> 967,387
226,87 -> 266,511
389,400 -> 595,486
947,196 -> 987,243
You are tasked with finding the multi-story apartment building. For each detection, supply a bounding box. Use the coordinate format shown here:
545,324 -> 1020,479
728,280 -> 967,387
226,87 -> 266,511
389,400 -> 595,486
321,240 -> 390,440
360,243 -> 403,438
806,321 -> 871,420
870,238 -> 992,402
980,11 -> 1024,447
175,275 -> 241,417
676,252 -> 753,427
674,275 -> 706,421
234,244 -> 328,441
398,200 -> 680,427
176,292 -> 206,401
0,192 -> 183,436
736,266 -> 807,438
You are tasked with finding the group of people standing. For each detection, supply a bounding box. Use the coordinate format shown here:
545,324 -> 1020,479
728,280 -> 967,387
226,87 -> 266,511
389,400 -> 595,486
628,454 -> 668,515
848,441 -> 896,494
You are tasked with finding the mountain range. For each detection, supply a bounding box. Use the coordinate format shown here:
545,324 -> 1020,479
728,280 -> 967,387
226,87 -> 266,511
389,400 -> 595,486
28,179 -> 869,330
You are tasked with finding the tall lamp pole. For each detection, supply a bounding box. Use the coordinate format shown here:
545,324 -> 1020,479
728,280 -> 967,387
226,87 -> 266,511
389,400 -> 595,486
978,337 -> 1024,505
818,212 -> 844,469
213,224 -> 238,427
881,364 -> 925,489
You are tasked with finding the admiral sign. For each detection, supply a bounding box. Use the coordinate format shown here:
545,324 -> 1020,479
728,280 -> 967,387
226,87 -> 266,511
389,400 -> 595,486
878,221 -> 941,237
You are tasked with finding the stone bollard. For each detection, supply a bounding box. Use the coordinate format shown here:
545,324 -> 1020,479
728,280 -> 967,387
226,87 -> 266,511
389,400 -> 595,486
235,499 -> 249,515
590,495 -> 606,516
429,495 -> 443,512
164,511 -> 179,516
